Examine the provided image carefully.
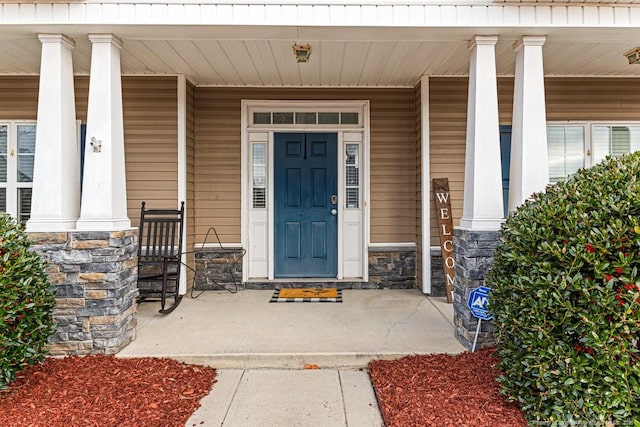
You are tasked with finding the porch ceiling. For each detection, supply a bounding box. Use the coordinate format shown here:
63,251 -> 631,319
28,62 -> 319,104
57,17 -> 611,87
2,25 -> 640,85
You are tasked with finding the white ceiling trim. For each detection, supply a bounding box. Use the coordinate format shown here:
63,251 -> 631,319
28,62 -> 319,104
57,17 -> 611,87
1,2 -> 640,29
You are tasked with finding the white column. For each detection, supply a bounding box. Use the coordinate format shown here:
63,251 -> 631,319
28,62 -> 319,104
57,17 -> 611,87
509,36 -> 549,212
459,36 -> 504,231
77,34 -> 130,231
420,75 -> 431,294
27,34 -> 79,232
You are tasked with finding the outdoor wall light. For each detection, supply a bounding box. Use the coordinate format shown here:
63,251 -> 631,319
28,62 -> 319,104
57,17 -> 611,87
90,137 -> 102,153
292,44 -> 311,63
624,47 -> 640,64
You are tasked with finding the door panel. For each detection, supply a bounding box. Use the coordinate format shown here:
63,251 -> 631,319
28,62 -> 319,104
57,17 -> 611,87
275,133 -> 337,277
285,222 -> 301,259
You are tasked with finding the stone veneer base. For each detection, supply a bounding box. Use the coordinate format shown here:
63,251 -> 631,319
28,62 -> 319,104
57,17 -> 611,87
429,252 -> 447,297
193,246 -> 417,290
29,230 -> 138,356
452,228 -> 500,351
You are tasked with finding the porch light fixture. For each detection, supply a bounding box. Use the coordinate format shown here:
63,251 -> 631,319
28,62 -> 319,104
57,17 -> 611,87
292,44 -> 311,63
624,47 -> 640,64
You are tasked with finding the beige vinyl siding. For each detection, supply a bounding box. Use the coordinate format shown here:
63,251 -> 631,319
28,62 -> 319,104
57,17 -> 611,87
194,88 -> 241,244
414,82 -> 423,289
545,78 -> 640,121
0,77 -> 38,119
369,90 -> 417,243
122,77 -> 178,226
194,87 -> 416,244
186,80 -> 196,285
429,78 -> 467,246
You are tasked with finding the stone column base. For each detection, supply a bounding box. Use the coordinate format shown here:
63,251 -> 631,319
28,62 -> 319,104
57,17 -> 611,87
452,228 -> 500,351
29,229 -> 138,355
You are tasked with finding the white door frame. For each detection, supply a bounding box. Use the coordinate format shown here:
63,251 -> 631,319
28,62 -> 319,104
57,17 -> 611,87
241,100 -> 370,282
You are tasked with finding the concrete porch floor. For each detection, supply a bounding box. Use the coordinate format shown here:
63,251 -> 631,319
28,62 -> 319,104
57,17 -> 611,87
118,288 -> 464,369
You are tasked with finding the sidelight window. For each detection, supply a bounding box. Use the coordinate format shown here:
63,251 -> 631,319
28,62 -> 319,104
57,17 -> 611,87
251,143 -> 267,209
345,144 -> 359,209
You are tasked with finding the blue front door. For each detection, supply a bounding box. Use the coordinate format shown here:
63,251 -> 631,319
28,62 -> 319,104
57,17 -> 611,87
274,133 -> 338,278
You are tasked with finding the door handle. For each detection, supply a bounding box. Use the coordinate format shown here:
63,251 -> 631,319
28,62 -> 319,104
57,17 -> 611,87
331,209 -> 337,216
331,194 -> 337,205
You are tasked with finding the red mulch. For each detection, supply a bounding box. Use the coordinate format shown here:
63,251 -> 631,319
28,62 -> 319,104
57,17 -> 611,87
0,355 -> 216,427
368,348 -> 527,427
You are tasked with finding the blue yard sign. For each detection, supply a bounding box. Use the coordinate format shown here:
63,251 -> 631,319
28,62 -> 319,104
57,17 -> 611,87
467,286 -> 493,321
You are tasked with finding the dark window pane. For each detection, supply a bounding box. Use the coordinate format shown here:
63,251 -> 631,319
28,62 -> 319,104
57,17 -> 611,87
253,112 -> 271,124
273,112 -> 294,124
0,155 -> 6,183
0,188 -> 5,212
18,187 -> 31,223
341,112 -> 359,125
295,112 -> 316,124
18,155 -> 34,182
346,188 -> 359,209
318,112 -> 340,124
253,188 -> 266,208
17,125 -> 36,153
0,126 -> 6,182
17,125 -> 36,183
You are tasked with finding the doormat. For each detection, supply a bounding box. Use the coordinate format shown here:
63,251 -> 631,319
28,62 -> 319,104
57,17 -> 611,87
270,288 -> 342,303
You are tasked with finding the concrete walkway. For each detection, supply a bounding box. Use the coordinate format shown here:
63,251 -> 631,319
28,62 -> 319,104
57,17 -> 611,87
118,289 -> 464,426
185,369 -> 383,426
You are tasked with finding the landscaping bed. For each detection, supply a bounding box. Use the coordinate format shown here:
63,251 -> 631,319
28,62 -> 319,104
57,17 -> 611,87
0,355 -> 215,427
369,348 -> 527,427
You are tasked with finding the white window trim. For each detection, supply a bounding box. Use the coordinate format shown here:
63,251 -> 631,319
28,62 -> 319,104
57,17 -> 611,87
241,100 -> 370,282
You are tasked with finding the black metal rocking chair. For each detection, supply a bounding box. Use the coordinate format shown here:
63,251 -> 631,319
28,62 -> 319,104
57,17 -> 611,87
136,201 -> 184,314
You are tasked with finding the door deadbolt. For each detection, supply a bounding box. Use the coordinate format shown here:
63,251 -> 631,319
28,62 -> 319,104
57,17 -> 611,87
331,194 -> 337,205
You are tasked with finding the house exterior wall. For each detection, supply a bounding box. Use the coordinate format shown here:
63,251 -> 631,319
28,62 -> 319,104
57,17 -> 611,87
193,87 -> 416,245
427,76 -> 640,247
0,75 -> 180,226
428,77 -> 470,247
121,76 -> 178,225
0,77 -> 39,119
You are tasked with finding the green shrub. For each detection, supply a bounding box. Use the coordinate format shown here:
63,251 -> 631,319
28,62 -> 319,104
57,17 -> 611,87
0,214 -> 55,390
487,152 -> 640,426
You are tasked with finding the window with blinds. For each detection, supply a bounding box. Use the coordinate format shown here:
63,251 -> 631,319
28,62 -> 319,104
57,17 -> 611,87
345,144 -> 359,209
0,122 -> 35,223
547,125 -> 585,183
545,123 -> 640,183
252,143 -> 267,209
0,126 -> 6,214
592,125 -> 640,165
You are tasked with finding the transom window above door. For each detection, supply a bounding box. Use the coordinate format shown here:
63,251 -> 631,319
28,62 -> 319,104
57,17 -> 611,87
250,110 -> 360,127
